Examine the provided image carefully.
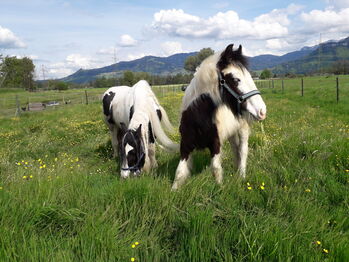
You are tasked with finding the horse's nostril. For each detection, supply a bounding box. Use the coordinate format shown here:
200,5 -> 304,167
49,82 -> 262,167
259,109 -> 266,119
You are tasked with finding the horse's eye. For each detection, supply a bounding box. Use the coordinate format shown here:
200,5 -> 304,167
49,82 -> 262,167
235,78 -> 241,83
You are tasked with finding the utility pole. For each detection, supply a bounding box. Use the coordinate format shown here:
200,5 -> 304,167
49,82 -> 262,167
318,33 -> 322,75
41,65 -> 49,90
113,47 -> 118,85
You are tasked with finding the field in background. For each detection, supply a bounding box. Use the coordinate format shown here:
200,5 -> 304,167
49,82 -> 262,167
0,76 -> 348,261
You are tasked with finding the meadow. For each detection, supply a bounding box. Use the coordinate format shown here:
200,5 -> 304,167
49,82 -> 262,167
0,76 -> 348,261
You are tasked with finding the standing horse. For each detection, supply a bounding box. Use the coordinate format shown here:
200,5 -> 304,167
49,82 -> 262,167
103,80 -> 178,178
172,44 -> 267,190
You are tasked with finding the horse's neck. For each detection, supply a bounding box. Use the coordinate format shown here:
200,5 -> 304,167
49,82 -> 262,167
129,110 -> 149,130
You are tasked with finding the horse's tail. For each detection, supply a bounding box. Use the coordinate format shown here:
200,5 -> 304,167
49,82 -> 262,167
149,107 -> 179,152
158,105 -> 175,133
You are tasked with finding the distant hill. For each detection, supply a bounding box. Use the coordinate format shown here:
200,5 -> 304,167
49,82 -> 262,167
60,52 -> 197,84
60,36 -> 349,83
249,48 -> 315,71
273,37 -> 349,74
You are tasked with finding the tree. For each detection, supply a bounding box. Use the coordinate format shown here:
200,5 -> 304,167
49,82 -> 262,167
122,71 -> 135,86
260,69 -> 272,79
330,60 -> 349,75
0,56 -> 35,89
184,48 -> 214,72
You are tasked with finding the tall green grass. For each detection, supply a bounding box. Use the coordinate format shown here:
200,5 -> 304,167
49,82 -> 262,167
0,76 -> 348,261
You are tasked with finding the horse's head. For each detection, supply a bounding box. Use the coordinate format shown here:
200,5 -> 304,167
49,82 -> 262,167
217,44 -> 266,121
119,124 -> 146,178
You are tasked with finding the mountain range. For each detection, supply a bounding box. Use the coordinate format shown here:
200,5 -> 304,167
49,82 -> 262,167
61,36 -> 349,83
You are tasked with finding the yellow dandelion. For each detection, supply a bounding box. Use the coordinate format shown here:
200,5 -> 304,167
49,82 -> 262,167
30,175 -> 33,179
25,162 -> 28,165
132,244 -> 136,248
247,186 -> 252,190
247,182 -> 251,186
43,164 -> 46,168
54,158 -> 58,162
323,248 -> 329,254
305,189 -> 311,192
39,166 -> 43,169
0,186 -> 3,190
316,241 -> 321,245
75,157 -> 79,162
260,186 -> 265,190
135,242 -> 139,245
17,162 -> 21,166
262,182 -> 265,186
131,258 -> 135,262
23,176 -> 27,179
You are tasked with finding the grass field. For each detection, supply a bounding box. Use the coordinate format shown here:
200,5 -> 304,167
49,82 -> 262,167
0,76 -> 348,261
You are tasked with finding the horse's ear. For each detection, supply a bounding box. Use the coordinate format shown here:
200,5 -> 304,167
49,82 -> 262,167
223,44 -> 234,59
217,44 -> 234,71
236,45 -> 242,55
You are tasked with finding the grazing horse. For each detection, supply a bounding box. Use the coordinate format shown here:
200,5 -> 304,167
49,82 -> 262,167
103,80 -> 178,178
172,44 -> 267,190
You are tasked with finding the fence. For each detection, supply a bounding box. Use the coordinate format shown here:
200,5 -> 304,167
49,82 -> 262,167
255,75 -> 349,103
0,89 -> 103,117
1,77 -> 347,118
0,84 -> 188,118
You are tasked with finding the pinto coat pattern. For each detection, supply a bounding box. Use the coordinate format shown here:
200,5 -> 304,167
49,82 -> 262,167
172,44 -> 267,190
103,80 -> 178,178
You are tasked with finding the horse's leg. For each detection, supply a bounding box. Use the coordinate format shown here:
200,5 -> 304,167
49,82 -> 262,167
229,128 -> 249,178
148,142 -> 158,168
110,125 -> 119,158
210,137 -> 222,184
228,134 -> 240,170
172,154 -> 193,191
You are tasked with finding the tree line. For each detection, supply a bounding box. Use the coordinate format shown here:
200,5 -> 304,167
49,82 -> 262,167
1,51 -> 348,91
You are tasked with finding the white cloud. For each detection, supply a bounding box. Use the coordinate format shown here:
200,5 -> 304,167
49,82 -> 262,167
97,47 -> 117,56
326,0 -> 349,9
301,8 -> 349,33
161,41 -> 183,56
151,6 -> 304,40
0,25 -> 26,49
119,34 -> 138,47
266,39 -> 290,50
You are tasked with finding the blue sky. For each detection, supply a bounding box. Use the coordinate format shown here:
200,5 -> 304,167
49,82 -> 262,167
1,0 -> 349,79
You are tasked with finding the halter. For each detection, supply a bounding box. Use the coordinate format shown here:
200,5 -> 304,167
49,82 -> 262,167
218,71 -> 261,114
120,130 -> 145,172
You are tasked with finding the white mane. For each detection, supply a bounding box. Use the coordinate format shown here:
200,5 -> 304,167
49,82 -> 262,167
181,53 -> 222,111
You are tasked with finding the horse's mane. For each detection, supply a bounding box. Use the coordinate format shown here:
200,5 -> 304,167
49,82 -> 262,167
182,46 -> 249,110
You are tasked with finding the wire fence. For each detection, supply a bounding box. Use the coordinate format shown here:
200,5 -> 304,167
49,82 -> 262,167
0,84 -> 188,118
255,75 -> 349,103
0,76 -> 347,118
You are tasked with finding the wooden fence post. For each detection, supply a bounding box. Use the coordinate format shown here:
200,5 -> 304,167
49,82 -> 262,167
301,78 -> 304,97
272,79 -> 274,88
336,77 -> 339,103
15,95 -> 20,116
85,90 -> 88,105
282,79 -> 284,93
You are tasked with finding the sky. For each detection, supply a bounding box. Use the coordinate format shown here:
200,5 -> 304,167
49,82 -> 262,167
1,0 -> 349,79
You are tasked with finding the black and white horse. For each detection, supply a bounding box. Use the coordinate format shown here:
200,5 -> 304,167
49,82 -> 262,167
103,80 -> 178,178
172,44 -> 267,190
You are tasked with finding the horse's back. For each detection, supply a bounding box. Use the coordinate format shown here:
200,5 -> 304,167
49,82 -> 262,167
103,85 -> 133,126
